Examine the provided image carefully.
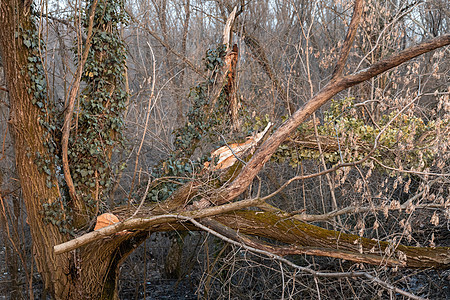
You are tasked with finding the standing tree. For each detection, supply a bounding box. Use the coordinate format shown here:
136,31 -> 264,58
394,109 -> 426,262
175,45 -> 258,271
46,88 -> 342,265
0,0 -> 149,298
0,0 -> 449,299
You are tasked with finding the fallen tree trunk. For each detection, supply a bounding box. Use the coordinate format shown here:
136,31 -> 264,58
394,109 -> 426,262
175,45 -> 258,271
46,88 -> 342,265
211,211 -> 450,269
55,204 -> 450,269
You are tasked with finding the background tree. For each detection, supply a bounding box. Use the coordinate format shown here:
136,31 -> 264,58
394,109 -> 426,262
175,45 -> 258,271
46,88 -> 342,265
0,0 -> 449,299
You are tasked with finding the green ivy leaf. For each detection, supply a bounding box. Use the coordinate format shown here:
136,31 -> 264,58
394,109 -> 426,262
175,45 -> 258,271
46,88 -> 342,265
23,39 -> 31,48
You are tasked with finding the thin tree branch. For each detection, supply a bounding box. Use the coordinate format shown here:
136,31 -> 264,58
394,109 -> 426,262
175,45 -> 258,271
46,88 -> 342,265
332,0 -> 363,79
195,217 -> 425,300
61,0 -> 98,206
125,8 -> 204,77
342,33 -> 450,87
370,156 -> 450,177
127,41 -> 156,204
291,197 -> 445,222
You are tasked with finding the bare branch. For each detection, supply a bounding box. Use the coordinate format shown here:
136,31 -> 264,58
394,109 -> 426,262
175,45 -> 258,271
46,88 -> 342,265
342,33 -> 450,87
370,157 -> 450,177
125,8 -> 204,77
54,197 -> 263,254
331,0 -> 364,79
216,33 -> 450,206
127,42 -> 156,203
195,217 -> 425,300
293,200 -> 445,222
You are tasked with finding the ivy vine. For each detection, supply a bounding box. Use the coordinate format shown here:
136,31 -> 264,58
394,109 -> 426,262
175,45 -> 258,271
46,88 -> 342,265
20,0 -> 130,233
273,97 -> 448,171
69,0 -> 129,215
146,44 -> 234,203
173,44 -> 229,154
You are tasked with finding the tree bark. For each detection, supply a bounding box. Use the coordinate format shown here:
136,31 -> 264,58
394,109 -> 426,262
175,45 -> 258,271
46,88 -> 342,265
0,1 -> 146,298
0,1 -> 70,297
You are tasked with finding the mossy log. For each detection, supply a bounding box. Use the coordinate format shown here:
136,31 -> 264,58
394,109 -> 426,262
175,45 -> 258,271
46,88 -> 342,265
64,202 -> 450,269
211,211 -> 450,269
107,176 -> 450,270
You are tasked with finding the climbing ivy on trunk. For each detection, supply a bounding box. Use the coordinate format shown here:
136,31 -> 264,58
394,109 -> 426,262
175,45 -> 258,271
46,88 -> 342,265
69,0 -> 129,224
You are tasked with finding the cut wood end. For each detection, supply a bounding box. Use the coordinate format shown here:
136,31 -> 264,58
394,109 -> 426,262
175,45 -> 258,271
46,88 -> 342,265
94,213 -> 120,231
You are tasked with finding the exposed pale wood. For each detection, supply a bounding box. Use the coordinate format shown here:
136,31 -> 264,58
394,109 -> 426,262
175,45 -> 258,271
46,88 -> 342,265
94,213 -> 120,231
225,44 -> 240,130
204,122 -> 272,170
223,6 -> 237,51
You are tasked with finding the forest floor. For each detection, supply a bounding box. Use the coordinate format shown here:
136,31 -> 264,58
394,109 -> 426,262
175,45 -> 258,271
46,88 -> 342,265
120,278 -> 198,299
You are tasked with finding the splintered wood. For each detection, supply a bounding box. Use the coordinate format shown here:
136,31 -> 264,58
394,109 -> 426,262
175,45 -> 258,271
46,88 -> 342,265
204,123 -> 272,170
